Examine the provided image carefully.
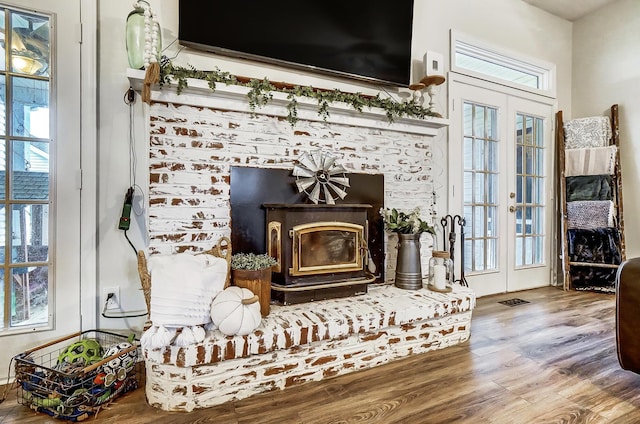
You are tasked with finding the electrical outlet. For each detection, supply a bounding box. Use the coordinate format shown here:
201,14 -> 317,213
103,286 -> 120,310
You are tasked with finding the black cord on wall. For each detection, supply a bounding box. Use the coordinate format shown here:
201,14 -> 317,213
101,293 -> 147,319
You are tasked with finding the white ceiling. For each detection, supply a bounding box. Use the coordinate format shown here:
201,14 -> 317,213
522,0 -> 619,21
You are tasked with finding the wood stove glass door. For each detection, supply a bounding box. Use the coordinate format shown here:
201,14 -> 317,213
291,222 -> 363,276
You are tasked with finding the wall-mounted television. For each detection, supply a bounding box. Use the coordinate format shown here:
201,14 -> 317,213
178,0 -> 415,87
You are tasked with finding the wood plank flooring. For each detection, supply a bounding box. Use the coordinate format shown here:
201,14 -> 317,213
2,286 -> 640,423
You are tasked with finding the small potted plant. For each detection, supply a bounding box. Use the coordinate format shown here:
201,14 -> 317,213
231,253 -> 278,317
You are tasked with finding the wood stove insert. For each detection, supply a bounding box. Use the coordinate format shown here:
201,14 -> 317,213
265,203 -> 376,304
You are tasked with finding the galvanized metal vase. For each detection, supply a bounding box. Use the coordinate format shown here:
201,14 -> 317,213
395,233 -> 423,290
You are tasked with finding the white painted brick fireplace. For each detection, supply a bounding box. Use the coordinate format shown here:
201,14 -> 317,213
130,70 -> 448,267
129,70 -> 474,411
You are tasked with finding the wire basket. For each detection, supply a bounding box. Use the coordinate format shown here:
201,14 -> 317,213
13,330 -> 142,422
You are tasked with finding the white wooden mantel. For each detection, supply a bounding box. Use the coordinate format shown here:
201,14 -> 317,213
126,68 -> 449,136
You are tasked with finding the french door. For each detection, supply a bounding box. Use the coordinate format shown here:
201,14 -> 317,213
449,75 -> 555,297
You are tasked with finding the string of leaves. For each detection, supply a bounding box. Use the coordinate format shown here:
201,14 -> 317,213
159,61 -> 439,126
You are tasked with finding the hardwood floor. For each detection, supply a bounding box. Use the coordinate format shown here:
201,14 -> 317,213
2,286 -> 640,423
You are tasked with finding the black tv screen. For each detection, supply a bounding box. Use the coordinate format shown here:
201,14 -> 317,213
178,1 -> 414,87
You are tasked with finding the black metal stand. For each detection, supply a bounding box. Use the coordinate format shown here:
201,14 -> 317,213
439,214 -> 468,287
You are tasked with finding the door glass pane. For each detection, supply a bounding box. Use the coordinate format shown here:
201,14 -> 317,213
487,108 -> 498,140
487,205 -> 497,237
525,116 -> 534,145
487,174 -> 498,204
473,106 -> 485,137
463,137 -> 473,169
533,206 -> 543,234
463,101 -> 499,273
0,10 -> 5,71
463,172 -> 473,203
0,271 -> 4,329
0,75 -> 5,136
464,205 -> 473,237
533,236 -> 543,263
474,239 -> 484,270
535,119 -> 544,146
486,238 -> 497,269
514,113 -> 545,267
516,114 -> 523,144
515,207 -> 523,235
474,206 -> 484,238
474,139 -> 485,171
474,173 -> 485,203
463,239 -> 472,273
525,237 -> 533,265
536,148 -> 544,174
525,146 -> 534,174
487,141 -> 498,171
515,237 -> 523,267
538,177 -> 545,204
463,102 -> 472,136
525,176 -> 533,203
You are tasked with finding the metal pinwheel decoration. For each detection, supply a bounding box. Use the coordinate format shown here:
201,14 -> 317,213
292,150 -> 350,204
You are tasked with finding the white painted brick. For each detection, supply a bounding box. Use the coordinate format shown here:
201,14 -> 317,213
143,285 -> 475,412
146,99 -> 439,254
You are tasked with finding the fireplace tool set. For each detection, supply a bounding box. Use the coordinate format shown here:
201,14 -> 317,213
439,214 -> 468,287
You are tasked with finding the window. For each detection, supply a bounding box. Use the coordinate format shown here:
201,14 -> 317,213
451,30 -> 556,97
0,6 -> 51,331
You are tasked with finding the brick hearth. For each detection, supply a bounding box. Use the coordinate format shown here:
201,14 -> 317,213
144,283 -> 475,412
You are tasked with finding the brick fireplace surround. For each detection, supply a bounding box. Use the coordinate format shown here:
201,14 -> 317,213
129,70 -> 476,411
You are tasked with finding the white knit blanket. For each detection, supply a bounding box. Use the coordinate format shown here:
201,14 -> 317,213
564,146 -> 617,177
563,116 -> 612,149
148,253 -> 228,327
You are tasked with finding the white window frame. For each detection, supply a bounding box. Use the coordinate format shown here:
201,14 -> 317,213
450,30 -> 556,98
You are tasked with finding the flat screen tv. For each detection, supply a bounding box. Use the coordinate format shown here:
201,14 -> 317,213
178,1 -> 414,87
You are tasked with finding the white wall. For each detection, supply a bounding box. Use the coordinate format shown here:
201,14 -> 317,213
96,0 -> 572,333
96,1 -> 151,331
415,0 -> 573,115
572,0 -> 640,258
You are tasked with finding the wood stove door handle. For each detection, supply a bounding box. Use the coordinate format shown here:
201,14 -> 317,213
268,221 -> 282,273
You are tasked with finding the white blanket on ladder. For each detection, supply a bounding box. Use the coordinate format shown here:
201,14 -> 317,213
564,146 -> 617,176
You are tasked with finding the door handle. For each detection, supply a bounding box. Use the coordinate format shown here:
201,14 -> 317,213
509,206 -> 516,213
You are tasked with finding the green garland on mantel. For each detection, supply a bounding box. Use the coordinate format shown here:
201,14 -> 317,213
159,61 -> 439,126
